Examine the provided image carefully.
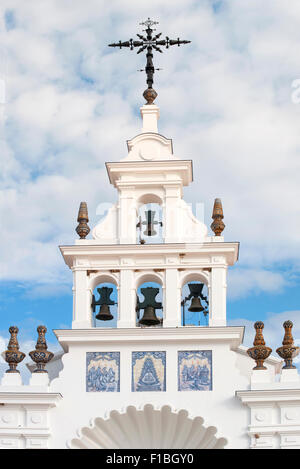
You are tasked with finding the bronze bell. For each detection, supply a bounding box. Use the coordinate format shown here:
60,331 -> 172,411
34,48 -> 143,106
143,210 -> 157,237
92,287 -> 115,321
96,304 -> 114,321
139,306 -> 160,326
188,297 -> 204,313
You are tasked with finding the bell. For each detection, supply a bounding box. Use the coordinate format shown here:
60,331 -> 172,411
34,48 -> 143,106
188,297 -> 204,313
96,304 -> 113,321
143,210 -> 157,237
139,306 -> 161,326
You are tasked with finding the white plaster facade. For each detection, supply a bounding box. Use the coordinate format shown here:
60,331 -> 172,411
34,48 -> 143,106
1,102 -> 300,449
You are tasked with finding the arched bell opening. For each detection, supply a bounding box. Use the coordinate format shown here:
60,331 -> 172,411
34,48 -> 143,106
136,194 -> 163,245
181,278 -> 209,327
136,278 -> 163,328
91,282 -> 118,328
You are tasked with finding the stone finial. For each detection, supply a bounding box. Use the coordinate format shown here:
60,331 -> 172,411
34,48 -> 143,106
29,326 -> 54,373
4,326 -> 25,373
76,202 -> 90,239
211,198 -> 225,236
247,321 -> 272,370
143,88 -> 158,105
276,320 -> 300,369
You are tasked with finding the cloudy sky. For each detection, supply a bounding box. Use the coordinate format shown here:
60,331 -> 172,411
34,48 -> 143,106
1,0 -> 300,375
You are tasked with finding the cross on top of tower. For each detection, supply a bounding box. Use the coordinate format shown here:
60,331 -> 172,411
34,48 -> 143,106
108,18 -> 191,105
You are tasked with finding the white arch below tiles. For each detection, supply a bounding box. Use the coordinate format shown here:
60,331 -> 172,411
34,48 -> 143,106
69,404 -> 227,449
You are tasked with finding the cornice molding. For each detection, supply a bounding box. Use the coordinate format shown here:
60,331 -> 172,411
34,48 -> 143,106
60,242 -> 240,268
106,159 -> 193,186
236,389 -> 300,403
0,392 -> 62,405
53,326 -> 245,352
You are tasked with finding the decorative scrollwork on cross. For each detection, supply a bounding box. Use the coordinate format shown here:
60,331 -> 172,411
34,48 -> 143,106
108,18 -> 191,104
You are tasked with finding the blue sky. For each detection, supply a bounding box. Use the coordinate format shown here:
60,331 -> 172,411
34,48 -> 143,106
1,0 -> 300,372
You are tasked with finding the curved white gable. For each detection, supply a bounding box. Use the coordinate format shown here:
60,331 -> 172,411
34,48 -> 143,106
123,132 -> 175,162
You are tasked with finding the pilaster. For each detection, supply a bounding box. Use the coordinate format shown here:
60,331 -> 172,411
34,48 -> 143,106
118,270 -> 136,328
209,263 -> 227,327
0,393 -> 62,449
72,269 -> 90,328
164,268 -> 181,327
118,189 -> 137,244
164,185 -> 183,243
140,104 -> 160,133
237,369 -> 300,449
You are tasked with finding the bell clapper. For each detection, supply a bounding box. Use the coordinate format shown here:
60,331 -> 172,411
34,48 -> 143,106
136,209 -> 163,244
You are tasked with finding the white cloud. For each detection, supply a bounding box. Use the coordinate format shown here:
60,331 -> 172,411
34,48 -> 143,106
0,331 -> 62,384
229,310 -> 300,367
227,268 -> 287,300
0,0 -> 300,300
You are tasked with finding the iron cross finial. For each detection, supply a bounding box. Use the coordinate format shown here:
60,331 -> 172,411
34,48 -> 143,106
108,19 -> 191,104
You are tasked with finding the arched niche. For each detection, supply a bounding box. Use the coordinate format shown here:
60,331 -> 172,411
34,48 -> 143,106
135,273 -> 163,327
179,271 -> 209,289
89,273 -> 119,292
69,404 -> 228,449
135,272 -> 163,289
89,274 -> 119,328
180,272 -> 209,327
137,193 -> 163,206
136,193 -> 163,244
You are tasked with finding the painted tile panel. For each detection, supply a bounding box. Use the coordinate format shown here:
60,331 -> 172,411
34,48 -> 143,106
132,351 -> 166,392
86,352 -> 120,392
178,351 -> 212,391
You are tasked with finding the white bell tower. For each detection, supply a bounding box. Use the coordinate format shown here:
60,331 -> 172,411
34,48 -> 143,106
60,102 -> 239,330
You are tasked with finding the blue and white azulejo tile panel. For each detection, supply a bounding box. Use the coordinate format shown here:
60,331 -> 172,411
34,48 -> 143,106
178,351 -> 212,391
86,352 -> 120,392
132,351 -> 166,392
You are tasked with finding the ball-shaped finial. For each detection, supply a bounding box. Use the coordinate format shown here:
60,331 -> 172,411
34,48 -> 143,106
254,321 -> 264,330
9,326 -> 19,334
143,88 -> 158,105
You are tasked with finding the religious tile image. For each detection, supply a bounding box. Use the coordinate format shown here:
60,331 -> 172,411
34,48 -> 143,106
132,351 -> 166,392
86,352 -> 120,392
178,351 -> 212,391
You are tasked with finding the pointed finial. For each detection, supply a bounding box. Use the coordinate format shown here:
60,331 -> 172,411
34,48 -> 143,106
247,321 -> 272,370
4,326 -> 25,373
276,320 -> 300,369
76,202 -> 90,239
29,326 -> 54,373
211,198 -> 225,236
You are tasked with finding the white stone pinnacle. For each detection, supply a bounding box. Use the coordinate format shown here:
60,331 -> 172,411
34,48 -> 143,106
140,104 -> 160,133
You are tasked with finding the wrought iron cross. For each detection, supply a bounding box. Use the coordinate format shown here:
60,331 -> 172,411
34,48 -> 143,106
108,18 -> 191,104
